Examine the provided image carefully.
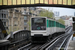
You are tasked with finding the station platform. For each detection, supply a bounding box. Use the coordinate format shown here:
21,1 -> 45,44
67,36 -> 75,50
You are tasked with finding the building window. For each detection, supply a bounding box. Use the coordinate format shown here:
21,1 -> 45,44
2,14 -> 3,18
4,14 -> 6,18
0,14 -> 1,19
24,16 -> 27,20
30,7 -> 36,10
15,10 -> 19,12
3,22 -> 6,26
14,22 -> 18,26
24,27 -> 26,30
24,22 -> 27,25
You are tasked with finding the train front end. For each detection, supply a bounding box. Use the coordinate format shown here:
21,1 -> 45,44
31,17 -> 48,43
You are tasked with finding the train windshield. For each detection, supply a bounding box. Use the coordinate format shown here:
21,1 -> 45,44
31,18 -> 46,30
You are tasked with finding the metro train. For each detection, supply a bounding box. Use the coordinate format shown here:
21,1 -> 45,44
31,17 -> 65,43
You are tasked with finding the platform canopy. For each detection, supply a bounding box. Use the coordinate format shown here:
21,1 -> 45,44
0,0 -> 75,5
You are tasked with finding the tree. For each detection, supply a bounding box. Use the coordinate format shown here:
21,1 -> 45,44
28,20 -> 31,30
57,19 -> 65,25
39,9 -> 54,18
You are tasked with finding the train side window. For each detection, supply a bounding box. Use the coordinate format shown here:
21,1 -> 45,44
59,23 -> 60,28
57,22 -> 59,27
52,21 -> 54,27
49,20 -> 51,27
58,23 -> 59,27
53,21 -> 54,27
49,20 -> 50,27
48,20 -> 50,27
51,20 -> 52,27
52,21 -> 53,27
51,21 -> 52,27
56,22 -> 57,27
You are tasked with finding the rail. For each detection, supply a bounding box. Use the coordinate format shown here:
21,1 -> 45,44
58,34 -> 71,50
65,33 -> 73,50
45,27 -> 72,50
38,26 -> 72,50
65,26 -> 72,30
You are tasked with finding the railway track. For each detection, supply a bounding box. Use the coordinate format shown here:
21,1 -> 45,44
44,28 -> 73,50
18,33 -> 65,50
8,41 -> 31,50
58,34 -> 72,50
45,33 -> 72,50
17,27 -> 72,50
38,34 -> 66,50
18,43 -> 43,50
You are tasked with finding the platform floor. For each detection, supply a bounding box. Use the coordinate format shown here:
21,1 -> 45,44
67,37 -> 75,50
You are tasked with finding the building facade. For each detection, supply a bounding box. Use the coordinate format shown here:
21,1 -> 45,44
8,8 -> 24,32
21,7 -> 30,30
0,9 -> 9,33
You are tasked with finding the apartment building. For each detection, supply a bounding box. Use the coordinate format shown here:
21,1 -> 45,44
0,9 -> 9,32
8,8 -> 24,32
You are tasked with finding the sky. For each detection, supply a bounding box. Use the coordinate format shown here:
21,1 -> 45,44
40,7 -> 75,17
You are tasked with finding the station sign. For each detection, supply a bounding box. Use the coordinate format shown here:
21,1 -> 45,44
0,0 -> 75,5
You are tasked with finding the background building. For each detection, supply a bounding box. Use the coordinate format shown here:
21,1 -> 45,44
64,18 -> 73,27
0,7 -> 49,34
60,15 -> 73,27
8,8 -> 24,33
54,11 -> 59,17
0,9 -> 9,33
60,15 -> 72,20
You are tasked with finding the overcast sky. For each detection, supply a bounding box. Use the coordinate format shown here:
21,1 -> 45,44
40,7 -> 75,17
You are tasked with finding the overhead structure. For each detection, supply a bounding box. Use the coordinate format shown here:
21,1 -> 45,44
0,0 -> 75,5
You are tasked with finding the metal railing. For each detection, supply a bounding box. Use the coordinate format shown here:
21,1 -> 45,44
0,40 -> 10,50
5,30 -> 31,43
3,30 -> 31,50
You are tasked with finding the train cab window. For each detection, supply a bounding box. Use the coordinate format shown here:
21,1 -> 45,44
31,18 -> 46,30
